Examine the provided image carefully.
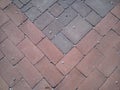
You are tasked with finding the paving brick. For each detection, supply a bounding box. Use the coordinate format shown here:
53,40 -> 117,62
4,4 -> 27,26
16,57 -> 42,88
77,48 -> 104,77
56,47 -> 83,75
0,76 -> 9,90
99,69 -> 120,90
35,57 -> 64,87
52,33 -> 73,54
0,50 -> 4,60
76,30 -> 101,55
85,11 -> 102,26
85,0 -> 114,17
34,11 -> 54,30
0,0 -> 11,9
49,3 -> 64,17
19,20 -> 45,44
94,13 -> 118,36
63,15 -> 92,44
78,69 -> 106,90
114,42 -> 120,54
33,79 -> 52,90
0,29 -> 7,43
20,0 -> 30,4
0,57 -> 22,87
0,9 -> 9,27
13,0 -> 23,8
55,68 -> 85,90
12,79 -> 32,90
0,39 -> 24,65
112,21 -> 120,36
32,0 -> 57,12
58,7 -> 77,26
58,0 -> 75,9
111,3 -> 120,19
25,7 -> 41,21
21,2 -> 33,12
43,19 -> 64,39
72,0 -> 91,17
1,20 -> 24,45
37,38 -> 63,64
17,38 -> 44,65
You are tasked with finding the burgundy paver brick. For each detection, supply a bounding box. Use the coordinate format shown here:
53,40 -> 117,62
112,21 -> 120,36
16,57 -> 42,88
94,13 -> 118,36
77,48 -> 104,77
55,68 -> 85,90
0,50 -> 4,60
0,0 -> 11,9
37,38 -> 63,64
77,30 -> 102,55
4,4 -> 27,26
0,9 -> 9,27
17,38 -> 44,65
0,29 -> 7,43
35,57 -> 64,87
56,47 -> 83,75
111,3 -> 120,19
12,79 -> 32,90
0,76 -> 9,90
99,68 -> 120,90
19,20 -> 45,44
0,39 -> 24,65
1,20 -> 24,45
0,57 -> 22,87
33,79 -> 52,90
78,69 -> 106,90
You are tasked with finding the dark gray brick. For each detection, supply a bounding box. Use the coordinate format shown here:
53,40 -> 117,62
86,11 -> 102,26
72,0 -> 91,17
32,0 -> 57,12
25,7 -> 41,21
63,15 -> 92,44
43,20 -> 64,39
34,12 -> 54,30
85,0 -> 114,17
58,7 -> 77,26
20,0 -> 30,4
21,2 -> 33,12
13,0 -> 23,8
52,33 -> 73,54
58,0 -> 75,9
49,3 -> 64,17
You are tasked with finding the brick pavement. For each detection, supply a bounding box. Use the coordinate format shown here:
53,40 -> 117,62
0,0 -> 120,90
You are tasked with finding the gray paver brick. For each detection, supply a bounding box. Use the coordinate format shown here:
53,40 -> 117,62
63,15 -> 92,44
13,0 -> 23,8
21,2 -> 33,12
20,0 -> 30,4
58,7 -> 77,26
34,11 -> 54,30
52,33 -> 73,54
43,19 -> 64,39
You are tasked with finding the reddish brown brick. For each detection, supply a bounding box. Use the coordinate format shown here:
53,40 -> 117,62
19,20 -> 45,44
112,21 -> 120,36
16,57 -> 42,88
35,57 -> 64,87
17,38 -> 44,65
99,69 -> 120,90
0,39 -> 24,65
78,69 -> 106,90
4,4 -> 27,26
0,29 -> 7,43
0,0 -> 11,9
1,20 -> 24,45
56,47 -> 83,75
77,48 -> 104,77
37,38 -> 63,64
77,30 -> 101,55
111,3 -> 120,19
94,13 -> 118,36
55,68 -> 85,90
0,57 -> 22,87
0,76 -> 9,90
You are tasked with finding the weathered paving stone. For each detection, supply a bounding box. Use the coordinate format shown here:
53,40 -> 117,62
63,15 -> 92,44
86,11 -> 102,26
43,20 -> 64,39
21,2 -> 33,12
52,33 -> 73,54
20,0 -> 30,4
13,0 -> 23,8
25,7 -> 41,21
58,7 -> 77,26
72,0 -> 92,17
34,11 -> 54,30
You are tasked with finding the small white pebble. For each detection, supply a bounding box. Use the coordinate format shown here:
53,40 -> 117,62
97,41 -> 100,43
61,61 -> 64,64
49,31 -> 52,34
115,81 -> 119,84
72,26 -> 76,29
15,11 -> 19,14
56,18 -> 58,19
9,87 -> 13,90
